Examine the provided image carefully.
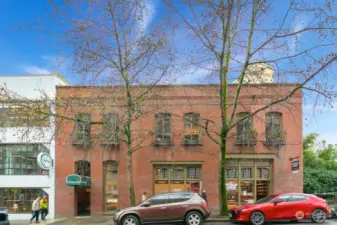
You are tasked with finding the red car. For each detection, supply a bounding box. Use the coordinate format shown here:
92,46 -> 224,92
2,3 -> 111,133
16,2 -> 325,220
229,193 -> 330,225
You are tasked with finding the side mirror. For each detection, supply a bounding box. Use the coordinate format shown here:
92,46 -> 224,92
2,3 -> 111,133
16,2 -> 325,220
273,199 -> 282,205
142,202 -> 151,207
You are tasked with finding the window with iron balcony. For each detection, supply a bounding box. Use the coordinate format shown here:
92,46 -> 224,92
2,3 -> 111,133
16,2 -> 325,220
182,113 -> 201,146
154,113 -> 172,146
265,112 -> 286,146
101,113 -> 119,146
235,112 -> 256,146
72,113 -> 92,148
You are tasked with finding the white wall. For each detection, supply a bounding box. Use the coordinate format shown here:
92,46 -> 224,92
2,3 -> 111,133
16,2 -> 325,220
0,74 -> 68,220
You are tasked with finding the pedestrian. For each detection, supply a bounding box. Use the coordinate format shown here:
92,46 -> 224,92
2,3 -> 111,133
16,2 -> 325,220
40,196 -> 49,221
141,192 -> 147,202
201,190 -> 208,204
30,196 -> 41,224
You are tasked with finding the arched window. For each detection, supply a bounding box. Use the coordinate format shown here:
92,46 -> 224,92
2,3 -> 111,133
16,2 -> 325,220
103,160 -> 118,211
75,160 -> 90,177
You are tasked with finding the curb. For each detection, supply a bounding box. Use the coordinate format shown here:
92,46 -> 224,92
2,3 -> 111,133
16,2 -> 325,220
206,218 -> 232,222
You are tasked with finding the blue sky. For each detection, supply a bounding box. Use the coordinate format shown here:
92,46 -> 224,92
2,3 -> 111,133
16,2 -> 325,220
0,0 -> 336,144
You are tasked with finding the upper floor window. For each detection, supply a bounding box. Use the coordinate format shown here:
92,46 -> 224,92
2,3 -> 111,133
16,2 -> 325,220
265,112 -> 285,145
0,144 -> 48,175
236,112 -> 255,145
101,113 -> 119,145
72,113 -> 91,148
154,113 -> 171,146
183,113 -> 200,146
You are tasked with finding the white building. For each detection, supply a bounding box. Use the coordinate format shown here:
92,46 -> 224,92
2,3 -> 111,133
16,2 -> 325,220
232,63 -> 275,84
0,74 -> 69,220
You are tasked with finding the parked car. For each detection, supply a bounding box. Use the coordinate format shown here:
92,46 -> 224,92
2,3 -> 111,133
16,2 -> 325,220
0,211 -> 9,225
229,193 -> 330,225
0,209 -> 7,215
113,192 -> 210,225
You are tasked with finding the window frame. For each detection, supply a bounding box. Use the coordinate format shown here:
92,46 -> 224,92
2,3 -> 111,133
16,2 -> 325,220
265,112 -> 285,144
236,112 -> 255,145
0,188 -> 45,213
183,113 -> 201,146
101,113 -> 119,145
154,113 -> 172,146
0,144 -> 47,175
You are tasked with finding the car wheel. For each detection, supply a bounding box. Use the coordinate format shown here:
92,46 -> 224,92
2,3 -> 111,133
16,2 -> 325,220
185,211 -> 203,225
250,211 -> 265,225
122,215 -> 139,225
311,209 -> 327,223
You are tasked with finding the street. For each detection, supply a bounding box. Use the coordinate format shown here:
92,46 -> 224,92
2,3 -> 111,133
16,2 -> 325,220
9,219 -> 337,225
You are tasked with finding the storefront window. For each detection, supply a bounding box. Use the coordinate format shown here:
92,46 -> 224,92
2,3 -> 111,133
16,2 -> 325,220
226,168 -> 238,179
154,165 -> 201,195
226,160 -> 271,206
226,181 -> 239,205
241,168 -> 252,179
0,188 -> 45,213
0,144 -> 48,175
154,167 -> 169,194
104,161 -> 118,211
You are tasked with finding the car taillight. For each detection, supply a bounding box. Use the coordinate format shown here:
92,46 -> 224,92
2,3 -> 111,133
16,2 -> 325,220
201,201 -> 209,209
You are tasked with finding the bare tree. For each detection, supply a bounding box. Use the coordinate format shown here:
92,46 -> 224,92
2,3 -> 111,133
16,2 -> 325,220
166,0 -> 337,215
0,0 -> 173,207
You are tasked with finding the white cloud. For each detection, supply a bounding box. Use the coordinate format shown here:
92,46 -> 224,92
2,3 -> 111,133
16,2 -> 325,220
22,65 -> 51,75
136,0 -> 155,38
289,15 -> 309,53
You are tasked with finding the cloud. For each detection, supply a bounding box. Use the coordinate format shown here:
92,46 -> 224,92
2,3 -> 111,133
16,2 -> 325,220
289,15 -> 309,53
136,0 -> 155,37
22,65 -> 51,75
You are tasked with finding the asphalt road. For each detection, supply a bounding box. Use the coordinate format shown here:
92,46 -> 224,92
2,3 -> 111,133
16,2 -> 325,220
10,219 -> 337,225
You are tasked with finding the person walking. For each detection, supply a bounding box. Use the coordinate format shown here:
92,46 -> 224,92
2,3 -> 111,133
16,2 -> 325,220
141,192 -> 147,202
201,190 -> 208,204
30,196 -> 41,224
40,196 -> 49,221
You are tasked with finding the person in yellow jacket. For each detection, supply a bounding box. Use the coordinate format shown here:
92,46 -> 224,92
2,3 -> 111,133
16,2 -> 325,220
40,196 -> 48,221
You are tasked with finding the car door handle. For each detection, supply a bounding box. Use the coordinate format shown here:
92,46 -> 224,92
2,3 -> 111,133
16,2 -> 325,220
160,207 -> 166,209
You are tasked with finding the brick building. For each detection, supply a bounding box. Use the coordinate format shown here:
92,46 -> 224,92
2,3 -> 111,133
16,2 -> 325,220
55,84 -> 302,217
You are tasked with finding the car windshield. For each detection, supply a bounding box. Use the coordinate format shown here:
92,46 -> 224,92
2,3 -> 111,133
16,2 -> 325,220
256,195 -> 276,204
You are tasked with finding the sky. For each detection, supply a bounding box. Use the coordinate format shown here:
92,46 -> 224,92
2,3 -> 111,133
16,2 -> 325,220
0,0 -> 336,145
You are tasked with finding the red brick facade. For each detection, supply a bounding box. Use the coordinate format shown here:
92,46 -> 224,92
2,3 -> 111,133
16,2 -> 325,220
55,84 -> 303,217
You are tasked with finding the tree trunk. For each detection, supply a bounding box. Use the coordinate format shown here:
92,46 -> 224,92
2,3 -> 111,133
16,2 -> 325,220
220,130 -> 229,216
127,148 -> 136,206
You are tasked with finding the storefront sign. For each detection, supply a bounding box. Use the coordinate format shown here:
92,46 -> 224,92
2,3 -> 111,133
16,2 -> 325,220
66,174 -> 91,187
155,180 -> 168,184
171,180 -> 184,184
37,152 -> 53,170
291,160 -> 299,172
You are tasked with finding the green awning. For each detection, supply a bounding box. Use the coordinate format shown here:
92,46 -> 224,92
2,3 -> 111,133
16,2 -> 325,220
66,174 -> 91,187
